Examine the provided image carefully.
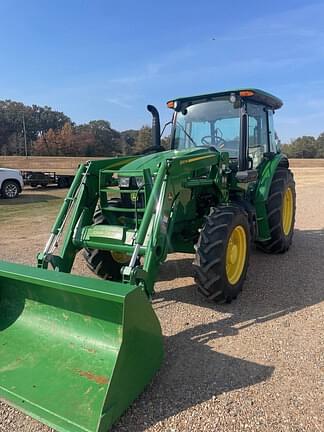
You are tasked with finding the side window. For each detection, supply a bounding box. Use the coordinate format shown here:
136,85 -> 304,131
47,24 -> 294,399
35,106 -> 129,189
247,103 -> 268,168
268,111 -> 277,152
216,117 -> 240,158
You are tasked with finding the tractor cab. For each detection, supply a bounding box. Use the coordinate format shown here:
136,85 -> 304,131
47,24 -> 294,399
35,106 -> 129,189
168,89 -> 282,171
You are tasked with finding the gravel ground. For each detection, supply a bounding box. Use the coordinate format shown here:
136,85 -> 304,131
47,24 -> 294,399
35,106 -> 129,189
0,167 -> 323,432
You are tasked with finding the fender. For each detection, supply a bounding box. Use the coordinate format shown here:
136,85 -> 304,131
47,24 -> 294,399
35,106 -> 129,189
0,177 -> 22,190
254,153 -> 289,241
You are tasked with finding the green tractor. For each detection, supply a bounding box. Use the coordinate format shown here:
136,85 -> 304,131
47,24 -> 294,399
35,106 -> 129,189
0,89 -> 295,432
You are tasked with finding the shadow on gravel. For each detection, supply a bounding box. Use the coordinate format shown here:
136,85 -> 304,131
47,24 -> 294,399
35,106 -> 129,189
157,256 -> 194,281
156,229 -> 324,319
113,229 -> 324,431
114,325 -> 274,432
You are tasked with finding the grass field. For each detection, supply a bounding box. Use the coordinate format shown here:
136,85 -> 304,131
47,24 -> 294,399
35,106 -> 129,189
0,188 -> 63,222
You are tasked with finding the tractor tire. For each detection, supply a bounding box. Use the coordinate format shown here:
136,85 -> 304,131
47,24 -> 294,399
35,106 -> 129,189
83,248 -> 126,281
193,205 -> 250,303
256,167 -> 296,253
83,207 -> 130,281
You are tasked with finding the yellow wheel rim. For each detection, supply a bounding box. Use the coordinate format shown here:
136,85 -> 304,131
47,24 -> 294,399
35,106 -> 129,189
226,225 -> 247,285
282,187 -> 293,236
111,251 -> 130,264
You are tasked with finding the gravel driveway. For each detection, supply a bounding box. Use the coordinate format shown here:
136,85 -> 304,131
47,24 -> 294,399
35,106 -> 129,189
0,166 -> 323,432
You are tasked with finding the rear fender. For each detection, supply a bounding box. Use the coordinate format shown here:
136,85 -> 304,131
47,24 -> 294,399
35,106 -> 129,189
254,154 -> 289,241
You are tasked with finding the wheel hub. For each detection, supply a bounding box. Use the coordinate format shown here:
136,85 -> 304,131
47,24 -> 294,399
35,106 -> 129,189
226,225 -> 247,285
229,244 -> 238,264
282,187 -> 293,236
111,251 -> 130,264
5,184 -> 18,198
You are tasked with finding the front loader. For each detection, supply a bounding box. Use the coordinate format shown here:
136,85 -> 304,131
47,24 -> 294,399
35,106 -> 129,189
0,89 -> 296,432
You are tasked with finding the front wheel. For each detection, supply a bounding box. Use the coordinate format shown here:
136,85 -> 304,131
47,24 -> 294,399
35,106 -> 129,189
83,208 -> 130,281
193,205 -> 250,303
83,247 -> 129,281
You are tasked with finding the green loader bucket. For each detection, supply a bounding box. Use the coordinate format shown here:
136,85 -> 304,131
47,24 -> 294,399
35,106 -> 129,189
0,261 -> 163,432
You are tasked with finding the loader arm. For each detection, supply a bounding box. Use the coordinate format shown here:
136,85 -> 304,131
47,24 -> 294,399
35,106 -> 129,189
37,156 -> 138,272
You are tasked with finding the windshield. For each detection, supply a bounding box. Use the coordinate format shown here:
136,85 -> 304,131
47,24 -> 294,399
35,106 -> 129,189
173,98 -> 241,158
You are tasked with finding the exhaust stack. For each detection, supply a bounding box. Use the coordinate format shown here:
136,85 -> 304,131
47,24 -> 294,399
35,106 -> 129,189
147,105 -> 161,148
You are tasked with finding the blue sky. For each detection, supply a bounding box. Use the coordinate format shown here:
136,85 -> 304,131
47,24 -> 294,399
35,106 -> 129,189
0,0 -> 323,142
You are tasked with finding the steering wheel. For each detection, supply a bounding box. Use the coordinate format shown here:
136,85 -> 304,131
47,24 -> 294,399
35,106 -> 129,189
201,128 -> 226,148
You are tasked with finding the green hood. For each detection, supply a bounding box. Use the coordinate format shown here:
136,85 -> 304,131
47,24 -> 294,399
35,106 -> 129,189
119,147 -> 212,175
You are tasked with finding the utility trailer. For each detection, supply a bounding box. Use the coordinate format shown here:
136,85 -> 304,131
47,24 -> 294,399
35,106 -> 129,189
22,170 -> 74,188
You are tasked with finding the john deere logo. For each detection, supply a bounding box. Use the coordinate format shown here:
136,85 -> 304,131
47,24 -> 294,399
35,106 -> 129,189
131,192 -> 137,202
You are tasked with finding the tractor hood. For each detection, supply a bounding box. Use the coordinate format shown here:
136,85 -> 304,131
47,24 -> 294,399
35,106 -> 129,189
119,148 -> 213,175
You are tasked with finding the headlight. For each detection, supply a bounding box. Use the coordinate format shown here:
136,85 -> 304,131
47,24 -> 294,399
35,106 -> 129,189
119,176 -> 146,189
135,177 -> 145,188
119,177 -> 130,187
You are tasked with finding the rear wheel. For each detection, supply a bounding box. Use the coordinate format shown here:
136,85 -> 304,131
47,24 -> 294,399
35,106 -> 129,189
193,205 -> 250,303
256,167 -> 296,253
83,208 -> 130,281
1,180 -> 20,199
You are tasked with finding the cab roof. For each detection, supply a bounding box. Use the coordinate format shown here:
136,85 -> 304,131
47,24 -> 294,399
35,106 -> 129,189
167,88 -> 283,110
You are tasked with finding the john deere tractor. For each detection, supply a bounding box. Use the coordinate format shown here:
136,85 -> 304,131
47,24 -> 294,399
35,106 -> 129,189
0,89 -> 295,432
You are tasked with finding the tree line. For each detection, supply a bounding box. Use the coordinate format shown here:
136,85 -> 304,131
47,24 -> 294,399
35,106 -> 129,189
281,134 -> 324,158
1,99 -> 323,157
0,99 -> 168,157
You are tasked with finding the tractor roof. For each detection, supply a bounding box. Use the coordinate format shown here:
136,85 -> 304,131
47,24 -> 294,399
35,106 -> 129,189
167,88 -> 283,110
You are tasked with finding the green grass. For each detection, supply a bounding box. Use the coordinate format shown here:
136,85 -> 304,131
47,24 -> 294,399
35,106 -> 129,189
0,191 -> 64,223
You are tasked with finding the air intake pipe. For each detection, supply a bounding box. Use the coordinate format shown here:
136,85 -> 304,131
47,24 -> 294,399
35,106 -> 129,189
147,105 -> 161,148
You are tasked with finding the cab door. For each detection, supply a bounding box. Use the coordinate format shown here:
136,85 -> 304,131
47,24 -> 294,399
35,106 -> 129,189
246,103 -> 269,168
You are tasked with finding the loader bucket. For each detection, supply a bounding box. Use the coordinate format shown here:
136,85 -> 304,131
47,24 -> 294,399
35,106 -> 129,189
0,261 -> 163,432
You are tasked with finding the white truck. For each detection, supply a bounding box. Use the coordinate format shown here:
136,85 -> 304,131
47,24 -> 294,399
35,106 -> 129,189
0,168 -> 24,198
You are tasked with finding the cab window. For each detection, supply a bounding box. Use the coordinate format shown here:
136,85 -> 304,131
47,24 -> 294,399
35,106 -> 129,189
173,99 -> 241,158
268,110 -> 277,152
